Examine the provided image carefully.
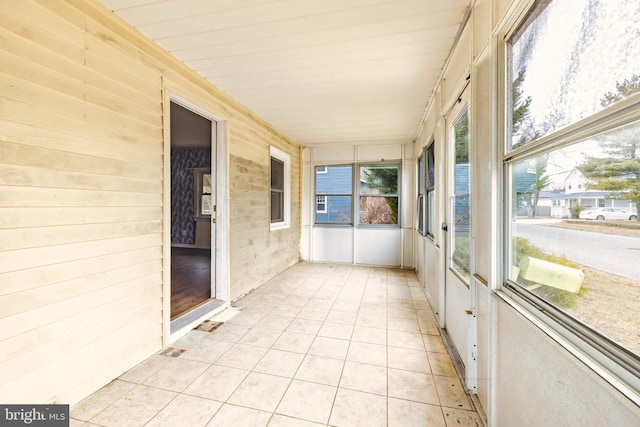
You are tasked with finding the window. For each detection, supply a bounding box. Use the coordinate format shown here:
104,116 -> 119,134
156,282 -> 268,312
270,146 -> 290,230
452,108 -> 471,279
506,0 -> 640,390
315,165 -> 353,224
508,0 -> 640,151
316,196 -> 327,213
359,165 -> 399,225
417,153 -> 425,234
426,142 -> 436,237
418,143 -> 436,236
194,168 -> 212,218
271,157 -> 284,222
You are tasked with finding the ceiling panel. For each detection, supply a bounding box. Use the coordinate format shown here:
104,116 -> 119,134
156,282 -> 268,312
99,0 -> 469,146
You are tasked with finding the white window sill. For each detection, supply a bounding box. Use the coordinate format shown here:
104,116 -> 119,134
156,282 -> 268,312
270,222 -> 290,232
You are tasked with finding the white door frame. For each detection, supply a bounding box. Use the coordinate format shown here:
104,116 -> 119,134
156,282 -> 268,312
443,86 -> 477,392
162,90 -> 230,344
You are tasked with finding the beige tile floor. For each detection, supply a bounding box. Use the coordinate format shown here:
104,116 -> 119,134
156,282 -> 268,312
71,262 -> 483,427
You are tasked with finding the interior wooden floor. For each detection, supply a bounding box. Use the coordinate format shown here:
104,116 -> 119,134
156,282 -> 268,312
171,247 -> 212,320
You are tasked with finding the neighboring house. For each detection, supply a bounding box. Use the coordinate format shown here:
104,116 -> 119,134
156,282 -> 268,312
315,166 -> 353,223
454,163 -> 470,229
564,168 -> 588,195
542,169 -> 638,218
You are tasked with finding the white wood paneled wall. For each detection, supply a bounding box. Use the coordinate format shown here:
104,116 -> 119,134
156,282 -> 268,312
0,0 -> 300,404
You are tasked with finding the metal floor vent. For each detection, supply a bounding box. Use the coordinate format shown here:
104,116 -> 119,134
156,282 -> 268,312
195,320 -> 223,333
158,347 -> 186,358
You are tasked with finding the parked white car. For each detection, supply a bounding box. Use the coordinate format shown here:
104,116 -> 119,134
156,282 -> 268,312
579,207 -> 638,220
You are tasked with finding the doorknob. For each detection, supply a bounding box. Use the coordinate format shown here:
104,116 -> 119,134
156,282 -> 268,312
441,223 -> 448,232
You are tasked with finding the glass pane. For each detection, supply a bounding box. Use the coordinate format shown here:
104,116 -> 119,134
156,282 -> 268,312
509,0 -> 640,150
271,191 -> 283,223
417,195 -> 424,232
427,143 -> 435,189
271,157 -> 284,191
315,165 -> 353,224
315,196 -> 352,224
427,191 -> 435,236
418,155 -> 425,233
452,194 -> 471,277
418,155 -> 425,194
316,165 -> 352,195
510,120 -> 640,354
359,196 -> 398,225
202,174 -> 212,194
201,195 -> 212,215
360,166 -> 399,195
452,108 -> 471,278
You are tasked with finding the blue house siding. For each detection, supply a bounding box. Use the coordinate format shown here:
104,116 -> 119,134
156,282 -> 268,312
316,166 -> 352,194
316,166 -> 353,223
316,196 -> 353,223
455,163 -> 470,194
454,163 -> 470,230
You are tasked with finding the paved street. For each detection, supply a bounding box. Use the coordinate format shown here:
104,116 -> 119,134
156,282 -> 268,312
513,221 -> 640,281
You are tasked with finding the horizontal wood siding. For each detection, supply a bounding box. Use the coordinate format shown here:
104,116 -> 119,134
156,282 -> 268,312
0,0 -> 301,404
228,125 -> 301,300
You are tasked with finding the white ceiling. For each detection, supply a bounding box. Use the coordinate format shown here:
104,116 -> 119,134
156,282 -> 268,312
99,0 -> 469,146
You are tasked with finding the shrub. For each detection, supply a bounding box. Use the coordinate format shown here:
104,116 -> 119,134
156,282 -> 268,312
452,236 -> 470,279
569,204 -> 583,219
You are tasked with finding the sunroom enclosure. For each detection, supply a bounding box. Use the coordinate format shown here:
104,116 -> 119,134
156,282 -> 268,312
1,0 -> 640,426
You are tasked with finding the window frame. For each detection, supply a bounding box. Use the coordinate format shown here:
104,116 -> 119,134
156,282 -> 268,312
357,163 -> 401,227
194,167 -> 212,220
314,164 -> 354,226
270,146 -> 291,231
425,140 -> 436,238
450,104 -> 472,281
417,151 -> 425,235
313,162 -> 403,227
499,0 -> 640,402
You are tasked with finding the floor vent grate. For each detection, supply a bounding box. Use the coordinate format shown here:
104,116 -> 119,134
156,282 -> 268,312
195,320 -> 223,333
159,347 -> 186,358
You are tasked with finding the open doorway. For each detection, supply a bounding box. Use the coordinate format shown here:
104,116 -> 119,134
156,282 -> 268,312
169,101 -> 216,321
